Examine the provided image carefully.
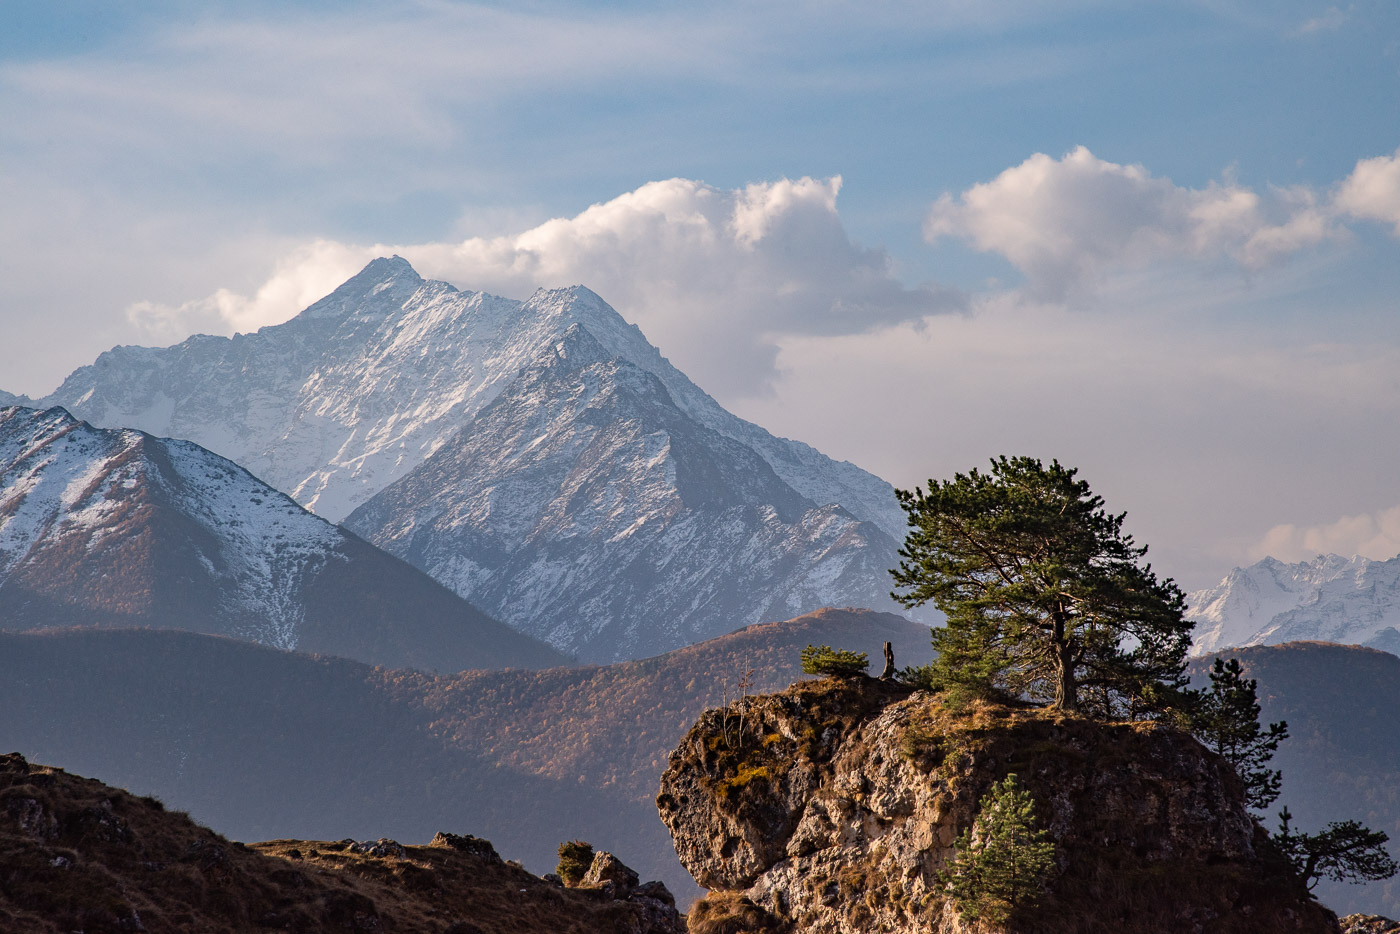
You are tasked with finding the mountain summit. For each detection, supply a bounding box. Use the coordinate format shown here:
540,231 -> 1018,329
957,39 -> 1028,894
16,259 -> 917,660
1189,553 -> 1400,655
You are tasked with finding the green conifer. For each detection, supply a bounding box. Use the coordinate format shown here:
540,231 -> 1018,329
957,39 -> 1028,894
799,644 -> 868,679
1190,657 -> 1288,811
891,456 -> 1193,718
941,773 -> 1057,925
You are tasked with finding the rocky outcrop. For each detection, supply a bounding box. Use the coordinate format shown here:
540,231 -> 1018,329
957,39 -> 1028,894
1341,916 -> 1400,934
573,849 -> 683,931
658,677 -> 1340,934
0,752 -> 682,934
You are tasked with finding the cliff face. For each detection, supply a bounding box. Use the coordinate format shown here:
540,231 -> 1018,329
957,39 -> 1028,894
658,678 -> 1339,934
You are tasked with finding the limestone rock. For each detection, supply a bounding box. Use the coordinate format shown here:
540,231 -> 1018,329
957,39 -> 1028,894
582,850 -> 641,898
658,677 -> 1341,934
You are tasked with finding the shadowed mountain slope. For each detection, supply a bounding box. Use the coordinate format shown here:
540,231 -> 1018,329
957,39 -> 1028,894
0,405 -> 566,673
1191,642 -> 1400,918
0,609 -> 931,900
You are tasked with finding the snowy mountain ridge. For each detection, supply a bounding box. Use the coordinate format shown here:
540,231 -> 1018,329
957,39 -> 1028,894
344,322 -> 906,661
1188,552 -> 1400,656
17,257 -> 903,538
9,258 -> 919,662
0,405 -> 340,648
0,404 -> 567,672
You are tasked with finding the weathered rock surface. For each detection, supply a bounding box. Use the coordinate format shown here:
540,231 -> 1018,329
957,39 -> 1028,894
572,849 -> 683,932
1341,915 -> 1400,934
658,678 -> 1341,934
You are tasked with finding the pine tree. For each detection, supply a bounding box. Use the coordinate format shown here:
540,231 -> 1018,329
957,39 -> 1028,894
799,644 -> 868,679
941,773 -> 1057,925
1276,807 -> 1399,891
555,839 -> 594,886
891,456 -> 1193,717
1190,657 -> 1288,811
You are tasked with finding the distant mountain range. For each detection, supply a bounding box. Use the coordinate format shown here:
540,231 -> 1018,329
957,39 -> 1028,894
7,257 -> 917,661
1189,553 -> 1400,656
4,617 -> 1396,917
0,404 -> 566,673
0,608 -> 935,900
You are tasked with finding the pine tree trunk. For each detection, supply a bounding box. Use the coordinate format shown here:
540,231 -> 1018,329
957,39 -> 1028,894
1053,611 -> 1077,710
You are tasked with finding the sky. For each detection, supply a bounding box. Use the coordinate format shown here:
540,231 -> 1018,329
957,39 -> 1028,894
3,0 -> 1400,589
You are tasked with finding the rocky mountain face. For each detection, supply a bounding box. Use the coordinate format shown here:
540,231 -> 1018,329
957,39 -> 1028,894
659,678 -> 1338,934
0,752 -> 682,934
345,324 -> 903,661
15,256 -> 917,660
0,404 -> 566,673
1189,554 -> 1400,655
0,609 -> 932,902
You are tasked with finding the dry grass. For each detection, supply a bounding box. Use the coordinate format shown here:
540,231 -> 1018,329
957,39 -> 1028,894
686,891 -> 786,934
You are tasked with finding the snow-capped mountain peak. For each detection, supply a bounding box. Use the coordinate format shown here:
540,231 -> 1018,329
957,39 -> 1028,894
21,257 -> 904,534
11,258 -> 919,662
1189,552 -> 1400,655
0,404 -> 567,672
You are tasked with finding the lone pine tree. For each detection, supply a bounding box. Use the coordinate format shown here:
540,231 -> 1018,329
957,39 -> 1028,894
1276,808 -> 1399,892
891,456 -> 1193,717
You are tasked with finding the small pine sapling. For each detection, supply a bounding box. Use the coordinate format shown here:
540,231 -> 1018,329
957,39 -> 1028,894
941,773 -> 1057,925
1191,657 -> 1289,811
800,644 -> 868,679
555,839 -> 594,887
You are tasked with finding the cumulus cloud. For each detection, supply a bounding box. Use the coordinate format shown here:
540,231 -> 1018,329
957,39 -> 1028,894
1334,147 -> 1400,234
925,146 -> 1337,299
1251,505 -> 1400,563
128,177 -> 960,397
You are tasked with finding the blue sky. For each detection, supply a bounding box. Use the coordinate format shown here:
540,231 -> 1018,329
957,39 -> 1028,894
3,1 -> 1400,587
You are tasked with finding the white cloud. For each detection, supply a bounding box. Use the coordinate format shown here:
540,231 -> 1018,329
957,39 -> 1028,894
128,177 -> 959,397
1295,6 -> 1351,35
925,146 -> 1338,299
126,240 -> 374,339
1334,147 -> 1400,234
1251,505 -> 1400,563
734,287 -> 1400,589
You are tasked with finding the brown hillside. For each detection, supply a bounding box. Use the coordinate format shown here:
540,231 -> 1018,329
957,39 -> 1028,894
398,607 -> 933,801
0,752 -> 680,934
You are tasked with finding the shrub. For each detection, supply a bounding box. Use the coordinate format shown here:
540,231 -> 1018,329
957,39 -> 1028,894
555,839 -> 594,887
800,644 -> 868,679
